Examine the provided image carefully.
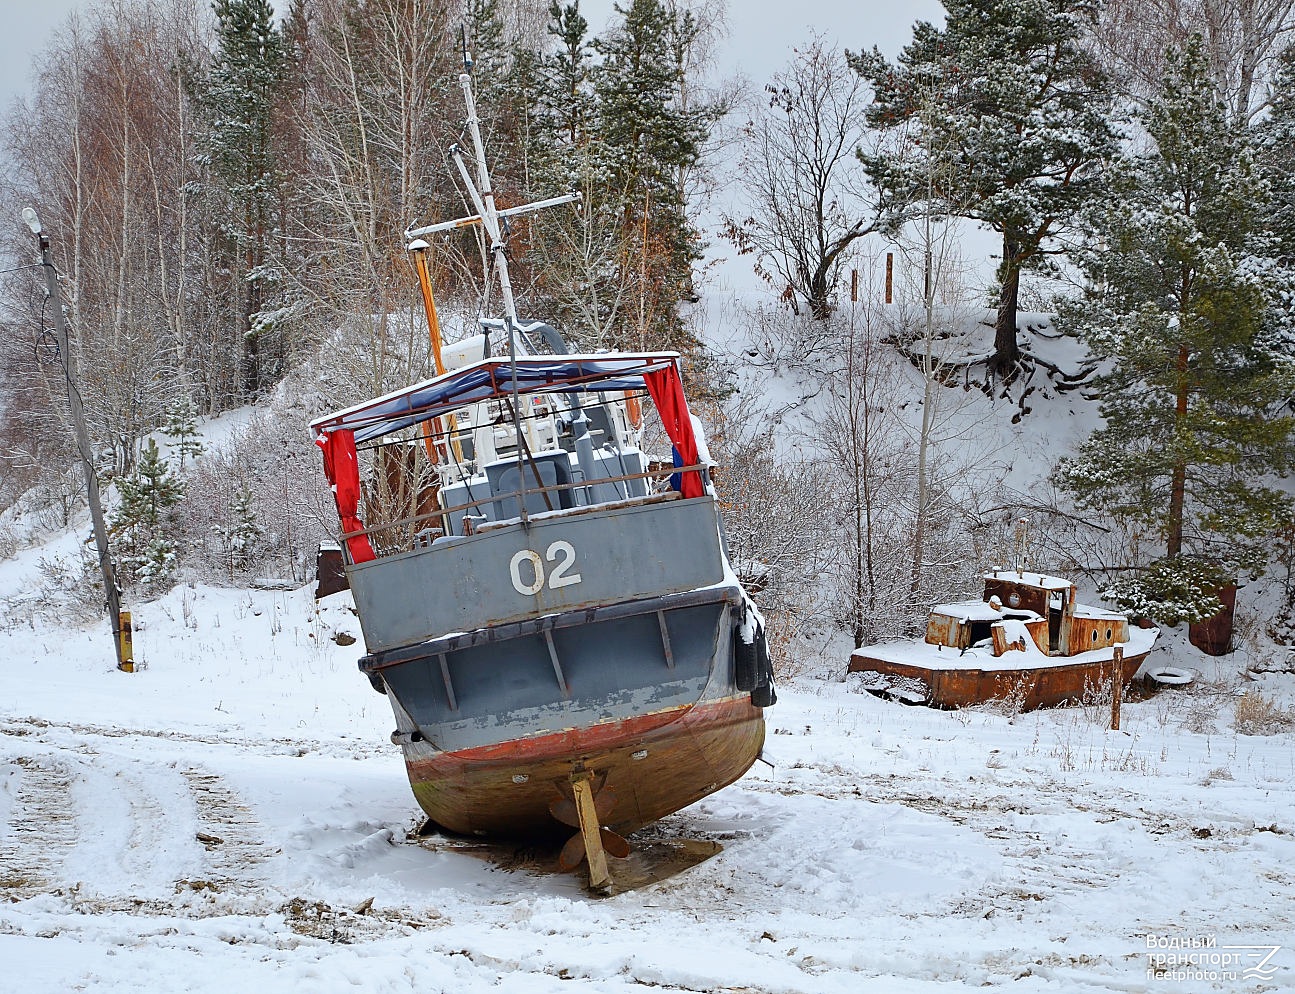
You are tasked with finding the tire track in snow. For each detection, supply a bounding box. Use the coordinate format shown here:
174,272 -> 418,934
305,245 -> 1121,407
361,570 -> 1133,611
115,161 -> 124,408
181,768 -> 274,886
1,715 -> 386,762
2,721 -> 275,901
0,753 -> 78,898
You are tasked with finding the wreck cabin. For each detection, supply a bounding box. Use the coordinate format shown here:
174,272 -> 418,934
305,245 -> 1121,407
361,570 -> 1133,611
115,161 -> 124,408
927,571 -> 1130,658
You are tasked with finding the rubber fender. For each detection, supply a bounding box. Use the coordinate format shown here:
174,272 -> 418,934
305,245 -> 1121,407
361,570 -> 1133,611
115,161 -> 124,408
751,624 -> 777,707
734,624 -> 758,691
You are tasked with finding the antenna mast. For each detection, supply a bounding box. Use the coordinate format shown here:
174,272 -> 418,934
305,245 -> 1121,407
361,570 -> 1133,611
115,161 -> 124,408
406,31 -> 579,522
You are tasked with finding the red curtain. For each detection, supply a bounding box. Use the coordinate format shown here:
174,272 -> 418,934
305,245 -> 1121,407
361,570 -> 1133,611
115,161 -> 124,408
315,429 -> 376,564
643,366 -> 704,499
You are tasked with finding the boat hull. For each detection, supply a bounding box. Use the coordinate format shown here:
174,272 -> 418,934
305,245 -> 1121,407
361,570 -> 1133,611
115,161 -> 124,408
402,693 -> 765,837
848,646 -> 1154,711
359,546 -> 771,836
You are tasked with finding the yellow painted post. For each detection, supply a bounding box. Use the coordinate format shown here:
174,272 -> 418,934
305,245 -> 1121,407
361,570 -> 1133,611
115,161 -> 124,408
117,610 -> 135,673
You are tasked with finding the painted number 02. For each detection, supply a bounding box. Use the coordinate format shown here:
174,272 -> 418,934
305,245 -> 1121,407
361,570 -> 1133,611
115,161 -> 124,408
509,540 -> 582,596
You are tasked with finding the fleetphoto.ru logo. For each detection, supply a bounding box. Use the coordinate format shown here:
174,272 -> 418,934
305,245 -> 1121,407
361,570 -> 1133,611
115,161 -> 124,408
1146,933 -> 1283,983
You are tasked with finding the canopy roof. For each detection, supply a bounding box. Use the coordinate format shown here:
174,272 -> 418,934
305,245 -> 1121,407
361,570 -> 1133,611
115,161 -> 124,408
311,352 -> 681,444
312,351 -> 707,563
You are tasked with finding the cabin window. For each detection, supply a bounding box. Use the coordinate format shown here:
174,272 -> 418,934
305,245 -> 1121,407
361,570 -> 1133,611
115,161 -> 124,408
1105,627 -> 1113,641
1091,630 -> 1098,643
1008,592 -> 1021,608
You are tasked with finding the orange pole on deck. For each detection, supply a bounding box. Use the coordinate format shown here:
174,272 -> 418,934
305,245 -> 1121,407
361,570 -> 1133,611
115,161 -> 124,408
410,241 -> 449,463
411,242 -> 448,376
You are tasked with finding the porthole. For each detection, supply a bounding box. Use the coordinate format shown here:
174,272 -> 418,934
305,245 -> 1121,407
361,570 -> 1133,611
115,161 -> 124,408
1007,592 -> 1021,608
1105,627 -> 1113,641
1091,630 -> 1098,643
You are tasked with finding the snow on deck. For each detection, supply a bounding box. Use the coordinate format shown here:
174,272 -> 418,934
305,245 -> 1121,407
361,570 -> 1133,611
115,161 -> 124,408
931,599 -> 1043,623
853,618 -> 1159,672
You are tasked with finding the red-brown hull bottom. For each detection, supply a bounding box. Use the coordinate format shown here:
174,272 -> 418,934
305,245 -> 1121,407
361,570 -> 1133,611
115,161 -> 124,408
848,651 -> 1153,711
405,694 -> 766,837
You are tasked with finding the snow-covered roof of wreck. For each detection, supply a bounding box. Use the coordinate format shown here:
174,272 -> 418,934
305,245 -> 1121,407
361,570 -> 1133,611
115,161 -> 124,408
852,619 -> 1158,673
931,600 -> 1043,623
984,569 -> 1072,590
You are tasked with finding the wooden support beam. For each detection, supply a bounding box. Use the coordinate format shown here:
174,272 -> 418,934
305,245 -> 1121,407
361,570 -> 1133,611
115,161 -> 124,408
1111,645 -> 1123,731
571,772 -> 612,891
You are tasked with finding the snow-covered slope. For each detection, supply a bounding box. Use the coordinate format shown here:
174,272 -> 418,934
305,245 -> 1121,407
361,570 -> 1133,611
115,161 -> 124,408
1,577 -> 1292,992
2,307 -> 1294,992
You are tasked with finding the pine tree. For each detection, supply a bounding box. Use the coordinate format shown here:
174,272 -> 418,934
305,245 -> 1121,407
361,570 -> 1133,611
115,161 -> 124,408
196,0 -> 287,400
111,439 -> 187,589
161,395 -> 206,469
537,1 -> 597,152
854,0 -> 1116,381
592,0 -> 721,353
223,483 -> 264,577
515,3 -> 621,342
464,0 -> 515,155
1255,43 -> 1295,362
1056,38 -> 1295,568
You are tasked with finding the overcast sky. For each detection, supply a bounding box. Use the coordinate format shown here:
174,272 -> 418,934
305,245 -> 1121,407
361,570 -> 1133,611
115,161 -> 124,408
2,0 -> 943,115
1,0 -> 85,115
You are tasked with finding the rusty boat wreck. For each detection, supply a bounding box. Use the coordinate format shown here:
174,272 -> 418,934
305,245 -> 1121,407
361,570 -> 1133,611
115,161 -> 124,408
310,64 -> 774,892
848,570 -> 1158,710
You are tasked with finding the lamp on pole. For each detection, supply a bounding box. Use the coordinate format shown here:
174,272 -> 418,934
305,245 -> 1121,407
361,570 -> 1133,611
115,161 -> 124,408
22,207 -> 132,671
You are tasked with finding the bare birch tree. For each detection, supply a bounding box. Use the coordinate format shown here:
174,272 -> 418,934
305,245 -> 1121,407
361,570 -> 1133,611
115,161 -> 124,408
721,37 -> 874,320
3,0 -> 209,474
1093,0 -> 1295,123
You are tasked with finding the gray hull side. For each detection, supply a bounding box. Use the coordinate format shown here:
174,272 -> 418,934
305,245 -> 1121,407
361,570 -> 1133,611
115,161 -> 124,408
347,496 -> 726,653
372,589 -> 737,753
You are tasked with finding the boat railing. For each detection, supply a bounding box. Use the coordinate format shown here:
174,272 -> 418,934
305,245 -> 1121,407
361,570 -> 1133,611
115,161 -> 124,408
345,461 -> 708,561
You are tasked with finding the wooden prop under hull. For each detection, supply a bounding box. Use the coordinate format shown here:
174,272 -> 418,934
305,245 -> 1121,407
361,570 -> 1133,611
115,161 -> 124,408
410,827 -> 725,897
404,694 -> 765,840
848,650 -> 1153,711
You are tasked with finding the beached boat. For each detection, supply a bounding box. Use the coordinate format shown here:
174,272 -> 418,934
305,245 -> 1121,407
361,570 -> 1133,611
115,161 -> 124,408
848,570 -> 1158,710
310,63 -> 774,889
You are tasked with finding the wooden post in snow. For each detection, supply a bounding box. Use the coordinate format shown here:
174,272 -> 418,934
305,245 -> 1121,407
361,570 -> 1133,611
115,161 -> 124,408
1111,645 -> 1124,731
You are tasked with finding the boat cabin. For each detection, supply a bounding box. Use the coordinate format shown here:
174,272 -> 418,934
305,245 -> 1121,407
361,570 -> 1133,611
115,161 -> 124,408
926,570 -> 1129,658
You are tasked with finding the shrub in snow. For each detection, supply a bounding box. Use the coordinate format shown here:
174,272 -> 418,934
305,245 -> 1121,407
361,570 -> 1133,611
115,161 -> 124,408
179,408 -> 333,585
1234,690 -> 1295,735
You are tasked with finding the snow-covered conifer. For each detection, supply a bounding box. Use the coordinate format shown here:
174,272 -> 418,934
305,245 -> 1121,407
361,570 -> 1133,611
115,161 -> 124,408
592,0 -> 721,355
111,439 -> 187,590
195,0 -> 288,399
1056,37 -> 1295,568
854,0 -> 1116,381
161,395 -> 205,470
223,484 -> 264,577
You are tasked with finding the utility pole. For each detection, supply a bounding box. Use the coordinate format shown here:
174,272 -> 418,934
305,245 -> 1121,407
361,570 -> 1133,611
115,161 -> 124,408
22,207 -> 133,672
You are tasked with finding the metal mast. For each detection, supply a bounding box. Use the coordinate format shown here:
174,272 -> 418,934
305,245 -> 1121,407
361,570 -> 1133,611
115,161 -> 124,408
403,34 -> 578,522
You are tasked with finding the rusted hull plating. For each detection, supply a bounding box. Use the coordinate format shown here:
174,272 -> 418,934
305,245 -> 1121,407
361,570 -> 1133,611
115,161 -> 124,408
404,695 -> 765,838
849,649 -> 1153,711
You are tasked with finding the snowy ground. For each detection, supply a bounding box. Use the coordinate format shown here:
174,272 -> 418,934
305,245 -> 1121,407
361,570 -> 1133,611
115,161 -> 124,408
2,577 -> 1293,993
